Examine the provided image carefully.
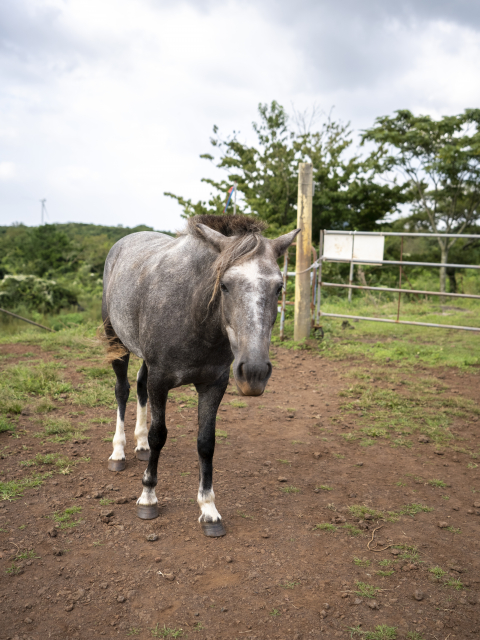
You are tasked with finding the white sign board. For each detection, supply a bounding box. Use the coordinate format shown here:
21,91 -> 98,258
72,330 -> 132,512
323,234 -> 353,261
352,235 -> 385,263
323,233 -> 384,264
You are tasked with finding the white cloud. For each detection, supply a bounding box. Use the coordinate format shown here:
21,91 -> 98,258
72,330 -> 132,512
403,21 -> 480,116
0,162 -> 17,181
0,0 -> 479,230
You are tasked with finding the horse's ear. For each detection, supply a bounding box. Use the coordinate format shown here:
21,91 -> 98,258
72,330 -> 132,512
195,223 -> 230,252
270,229 -> 301,258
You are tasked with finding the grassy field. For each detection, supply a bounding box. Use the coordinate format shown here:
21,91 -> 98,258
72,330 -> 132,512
1,294 -> 478,462
1,291 -> 480,638
276,295 -> 480,369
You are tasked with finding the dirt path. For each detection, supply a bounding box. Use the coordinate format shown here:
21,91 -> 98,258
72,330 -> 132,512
1,343 -> 479,640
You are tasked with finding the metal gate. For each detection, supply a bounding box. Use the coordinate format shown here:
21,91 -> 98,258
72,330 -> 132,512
279,230 -> 480,338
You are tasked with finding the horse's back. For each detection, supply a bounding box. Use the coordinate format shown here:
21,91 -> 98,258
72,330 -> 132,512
104,231 -> 173,276
102,231 -> 189,358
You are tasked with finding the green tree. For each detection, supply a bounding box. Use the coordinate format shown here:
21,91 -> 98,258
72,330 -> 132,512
0,224 -> 78,278
362,109 -> 480,292
165,101 -> 404,242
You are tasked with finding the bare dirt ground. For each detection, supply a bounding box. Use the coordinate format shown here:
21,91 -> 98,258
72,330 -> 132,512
1,341 -> 480,640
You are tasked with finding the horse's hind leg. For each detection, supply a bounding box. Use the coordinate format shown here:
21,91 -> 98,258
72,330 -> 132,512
136,369 -> 168,520
134,361 -> 150,461
195,370 -> 229,537
108,354 -> 130,472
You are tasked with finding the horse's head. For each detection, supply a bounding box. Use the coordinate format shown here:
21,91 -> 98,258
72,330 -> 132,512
196,222 -> 300,396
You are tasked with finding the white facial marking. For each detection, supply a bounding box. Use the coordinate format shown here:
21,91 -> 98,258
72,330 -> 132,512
109,408 -> 126,461
227,259 -> 262,285
134,401 -> 149,452
197,488 -> 221,523
225,326 -> 237,349
226,260 -> 263,334
226,258 -> 279,354
137,486 -> 157,506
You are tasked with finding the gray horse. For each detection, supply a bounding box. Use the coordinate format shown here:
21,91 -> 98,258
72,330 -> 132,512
102,214 -> 299,536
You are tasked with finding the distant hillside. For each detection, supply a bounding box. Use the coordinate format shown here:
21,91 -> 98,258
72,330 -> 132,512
0,222 -> 174,280
47,222 -> 174,242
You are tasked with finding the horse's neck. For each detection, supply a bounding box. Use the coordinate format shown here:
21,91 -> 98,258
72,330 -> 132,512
187,239 -> 225,341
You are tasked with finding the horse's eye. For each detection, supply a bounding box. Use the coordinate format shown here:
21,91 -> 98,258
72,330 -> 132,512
220,283 -> 228,293
276,285 -> 283,296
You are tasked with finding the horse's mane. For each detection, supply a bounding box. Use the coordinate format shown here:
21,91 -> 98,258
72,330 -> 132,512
180,214 -> 269,314
185,214 -> 268,238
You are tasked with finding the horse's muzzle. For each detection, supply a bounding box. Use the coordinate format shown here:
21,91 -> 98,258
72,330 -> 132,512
234,360 -> 272,396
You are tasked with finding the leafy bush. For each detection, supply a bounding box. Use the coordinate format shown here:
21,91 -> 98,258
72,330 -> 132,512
49,312 -> 85,331
0,275 -> 77,313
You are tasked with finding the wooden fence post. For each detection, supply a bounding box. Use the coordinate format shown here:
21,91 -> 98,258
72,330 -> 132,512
294,163 -> 313,341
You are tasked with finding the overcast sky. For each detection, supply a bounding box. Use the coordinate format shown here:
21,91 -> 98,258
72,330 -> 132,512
1,0 -> 479,231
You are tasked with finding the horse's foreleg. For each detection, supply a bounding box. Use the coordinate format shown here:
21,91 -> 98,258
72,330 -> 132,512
108,354 -> 130,472
196,370 -> 229,537
136,373 -> 167,520
134,361 -> 150,461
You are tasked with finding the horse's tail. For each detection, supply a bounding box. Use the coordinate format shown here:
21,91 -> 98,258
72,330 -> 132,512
97,317 -> 129,363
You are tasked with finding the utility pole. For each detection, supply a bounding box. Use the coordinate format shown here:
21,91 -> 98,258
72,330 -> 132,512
294,163 -> 313,341
40,199 -> 47,225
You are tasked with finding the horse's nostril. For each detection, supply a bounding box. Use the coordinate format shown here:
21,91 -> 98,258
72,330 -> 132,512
266,362 -> 272,378
237,362 -> 246,379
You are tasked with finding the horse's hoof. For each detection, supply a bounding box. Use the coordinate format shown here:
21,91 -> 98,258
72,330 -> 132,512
136,503 -> 159,520
108,459 -> 126,472
201,521 -> 226,537
136,449 -> 150,461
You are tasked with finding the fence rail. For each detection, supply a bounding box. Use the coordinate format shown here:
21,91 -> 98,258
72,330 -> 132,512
319,312 -> 480,332
320,282 -> 480,300
0,306 -> 54,332
323,258 -> 480,270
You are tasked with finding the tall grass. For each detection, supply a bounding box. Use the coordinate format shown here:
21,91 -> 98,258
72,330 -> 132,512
0,296 -> 102,337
